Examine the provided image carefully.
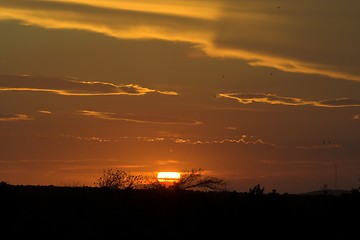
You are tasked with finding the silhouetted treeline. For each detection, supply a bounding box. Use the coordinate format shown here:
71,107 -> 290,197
1,183 -> 359,239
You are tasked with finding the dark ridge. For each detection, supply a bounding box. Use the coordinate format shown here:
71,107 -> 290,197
1,184 -> 359,239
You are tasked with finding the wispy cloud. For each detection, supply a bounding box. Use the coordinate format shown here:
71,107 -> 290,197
0,158 -> 146,173
59,133 -> 111,143
0,113 -> 33,121
38,110 -> 53,114
218,93 -> 360,108
1,0 -> 359,81
225,126 -> 238,130
50,0 -> 221,21
295,144 -> 342,149
351,114 -> 360,120
261,159 -> 338,166
55,132 -> 280,148
173,135 -> 285,148
0,75 -> 178,96
155,160 -> 183,165
54,133 -> 343,150
78,110 -> 202,125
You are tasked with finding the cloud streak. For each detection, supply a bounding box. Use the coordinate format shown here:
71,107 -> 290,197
50,0 -> 221,21
78,110 -> 202,125
295,144 -> 342,150
1,0 -> 360,81
50,133 -> 343,150
218,93 -> 360,108
0,75 -> 178,96
38,110 -> 53,114
352,115 -> 360,120
57,132 -> 282,148
173,135 -> 285,149
0,113 -> 33,121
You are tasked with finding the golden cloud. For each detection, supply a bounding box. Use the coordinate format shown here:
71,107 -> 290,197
218,93 -> 360,108
78,110 -> 202,125
1,0 -> 359,81
0,113 -> 33,121
0,75 -> 178,96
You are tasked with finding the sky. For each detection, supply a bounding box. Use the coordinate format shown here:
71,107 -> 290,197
0,0 -> 359,194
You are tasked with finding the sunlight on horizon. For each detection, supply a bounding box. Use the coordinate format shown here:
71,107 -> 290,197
157,172 -> 181,183
1,0 -> 360,194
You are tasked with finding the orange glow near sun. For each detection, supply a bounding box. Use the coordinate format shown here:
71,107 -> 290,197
157,172 -> 181,183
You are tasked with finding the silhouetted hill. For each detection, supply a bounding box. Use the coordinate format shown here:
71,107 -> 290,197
301,189 -> 351,196
1,184 -> 359,239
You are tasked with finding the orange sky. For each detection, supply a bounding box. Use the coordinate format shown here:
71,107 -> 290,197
1,0 -> 359,193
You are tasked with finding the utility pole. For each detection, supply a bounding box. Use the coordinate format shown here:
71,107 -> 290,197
334,162 -> 337,190
324,139 -> 337,190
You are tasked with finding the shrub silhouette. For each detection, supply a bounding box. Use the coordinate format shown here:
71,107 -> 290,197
249,184 -> 265,195
95,169 -> 147,189
320,184 -> 329,195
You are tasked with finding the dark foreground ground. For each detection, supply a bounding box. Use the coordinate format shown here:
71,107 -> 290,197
1,184 -> 359,239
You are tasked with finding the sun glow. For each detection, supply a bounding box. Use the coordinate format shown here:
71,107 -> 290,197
157,172 -> 181,183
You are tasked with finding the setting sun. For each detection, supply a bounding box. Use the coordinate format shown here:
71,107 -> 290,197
1,0 -> 360,195
157,172 -> 181,183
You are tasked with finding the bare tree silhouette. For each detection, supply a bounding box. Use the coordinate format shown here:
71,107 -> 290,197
171,168 -> 228,191
94,168 -> 228,191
